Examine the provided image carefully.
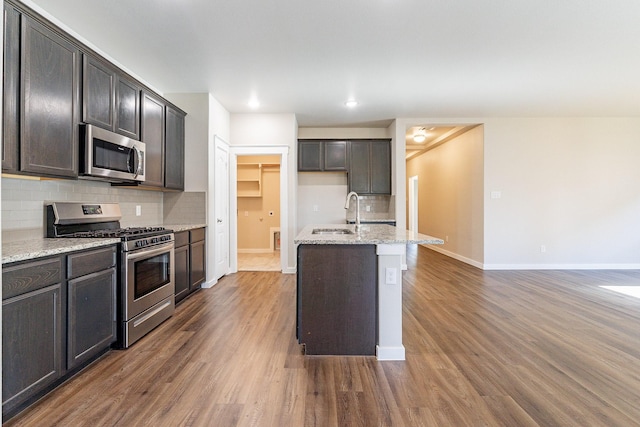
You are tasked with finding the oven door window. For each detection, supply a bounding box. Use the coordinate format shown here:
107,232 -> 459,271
134,252 -> 171,300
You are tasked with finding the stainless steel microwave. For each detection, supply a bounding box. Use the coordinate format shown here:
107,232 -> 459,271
80,124 -> 146,183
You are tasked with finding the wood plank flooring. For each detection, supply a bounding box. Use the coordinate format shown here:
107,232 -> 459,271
5,245 -> 640,426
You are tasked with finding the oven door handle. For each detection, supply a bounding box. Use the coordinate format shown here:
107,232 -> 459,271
126,243 -> 174,261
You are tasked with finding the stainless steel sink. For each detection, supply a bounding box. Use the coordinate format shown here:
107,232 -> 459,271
312,228 -> 354,235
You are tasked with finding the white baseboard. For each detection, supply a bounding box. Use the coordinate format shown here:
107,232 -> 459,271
423,244 -> 484,269
200,279 -> 217,289
282,267 -> 296,274
483,263 -> 640,270
423,245 -> 640,270
376,345 -> 406,361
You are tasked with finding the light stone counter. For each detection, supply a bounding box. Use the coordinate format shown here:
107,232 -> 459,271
2,238 -> 121,264
163,224 -> 207,233
294,224 -> 443,246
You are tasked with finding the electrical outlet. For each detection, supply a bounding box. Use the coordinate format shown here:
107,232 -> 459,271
366,205 -> 371,212
244,211 -> 249,216
540,245 -> 546,253
136,205 -> 141,216
385,267 -> 397,285
313,205 -> 319,212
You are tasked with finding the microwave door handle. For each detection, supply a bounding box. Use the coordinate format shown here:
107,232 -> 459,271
131,146 -> 143,178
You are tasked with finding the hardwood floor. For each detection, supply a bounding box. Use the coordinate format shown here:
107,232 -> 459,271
6,246 -> 640,426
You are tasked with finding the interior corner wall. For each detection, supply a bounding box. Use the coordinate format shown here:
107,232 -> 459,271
164,93 -> 209,192
406,125 -> 484,265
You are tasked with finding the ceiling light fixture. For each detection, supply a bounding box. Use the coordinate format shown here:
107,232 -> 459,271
248,98 -> 260,109
413,128 -> 427,143
344,99 -> 358,108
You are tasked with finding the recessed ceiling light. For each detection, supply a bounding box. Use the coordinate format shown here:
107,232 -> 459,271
248,98 -> 260,109
344,99 -> 358,108
413,128 -> 427,143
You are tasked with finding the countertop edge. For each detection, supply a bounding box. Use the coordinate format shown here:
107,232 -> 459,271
294,224 -> 444,246
2,238 -> 121,265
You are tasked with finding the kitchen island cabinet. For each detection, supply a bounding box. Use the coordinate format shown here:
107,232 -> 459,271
297,244 -> 377,355
295,224 -> 443,360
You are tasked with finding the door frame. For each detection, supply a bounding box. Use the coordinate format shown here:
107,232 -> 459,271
229,145 -> 289,273
408,175 -> 419,233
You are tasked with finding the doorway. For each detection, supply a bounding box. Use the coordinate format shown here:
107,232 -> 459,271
229,145 -> 290,274
236,155 -> 281,271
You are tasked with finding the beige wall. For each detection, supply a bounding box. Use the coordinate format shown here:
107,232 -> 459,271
406,125 -> 484,265
395,116 -> 640,269
237,156 -> 281,250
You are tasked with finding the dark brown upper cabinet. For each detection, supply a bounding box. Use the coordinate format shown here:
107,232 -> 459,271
2,0 -> 184,186
115,76 -> 140,140
298,140 -> 348,172
83,54 -> 140,140
348,139 -> 391,195
164,105 -> 186,190
18,15 -> 81,178
2,3 -> 20,172
141,91 -> 165,188
83,55 -> 115,130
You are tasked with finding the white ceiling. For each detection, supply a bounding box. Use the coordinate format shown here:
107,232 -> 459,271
26,0 -> 640,127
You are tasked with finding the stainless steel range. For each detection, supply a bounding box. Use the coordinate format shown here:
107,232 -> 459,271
47,202 -> 175,348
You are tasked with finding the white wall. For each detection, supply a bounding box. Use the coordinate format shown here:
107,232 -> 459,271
395,117 -> 640,269
297,172 -> 348,231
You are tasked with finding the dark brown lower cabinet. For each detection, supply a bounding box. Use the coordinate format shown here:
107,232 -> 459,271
174,228 -> 206,304
174,231 -> 190,303
2,283 -> 63,417
67,267 -> 117,370
297,244 -> 377,355
2,245 -> 117,420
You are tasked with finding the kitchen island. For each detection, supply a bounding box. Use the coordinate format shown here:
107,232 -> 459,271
294,224 -> 443,360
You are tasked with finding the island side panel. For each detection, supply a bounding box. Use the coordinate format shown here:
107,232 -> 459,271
297,244 -> 377,355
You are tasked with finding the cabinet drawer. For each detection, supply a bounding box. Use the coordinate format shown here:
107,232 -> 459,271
2,257 -> 63,300
174,231 -> 189,248
190,228 -> 205,243
67,246 -> 116,280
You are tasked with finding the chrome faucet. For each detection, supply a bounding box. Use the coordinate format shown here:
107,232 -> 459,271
344,191 -> 361,229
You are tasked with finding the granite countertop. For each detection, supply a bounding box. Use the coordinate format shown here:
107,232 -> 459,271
294,224 -> 444,245
2,238 -> 121,264
163,224 -> 207,232
346,218 -> 396,224
2,224 -> 207,264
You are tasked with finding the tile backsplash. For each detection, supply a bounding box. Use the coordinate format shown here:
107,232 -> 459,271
1,177 -> 205,242
345,194 -> 395,221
